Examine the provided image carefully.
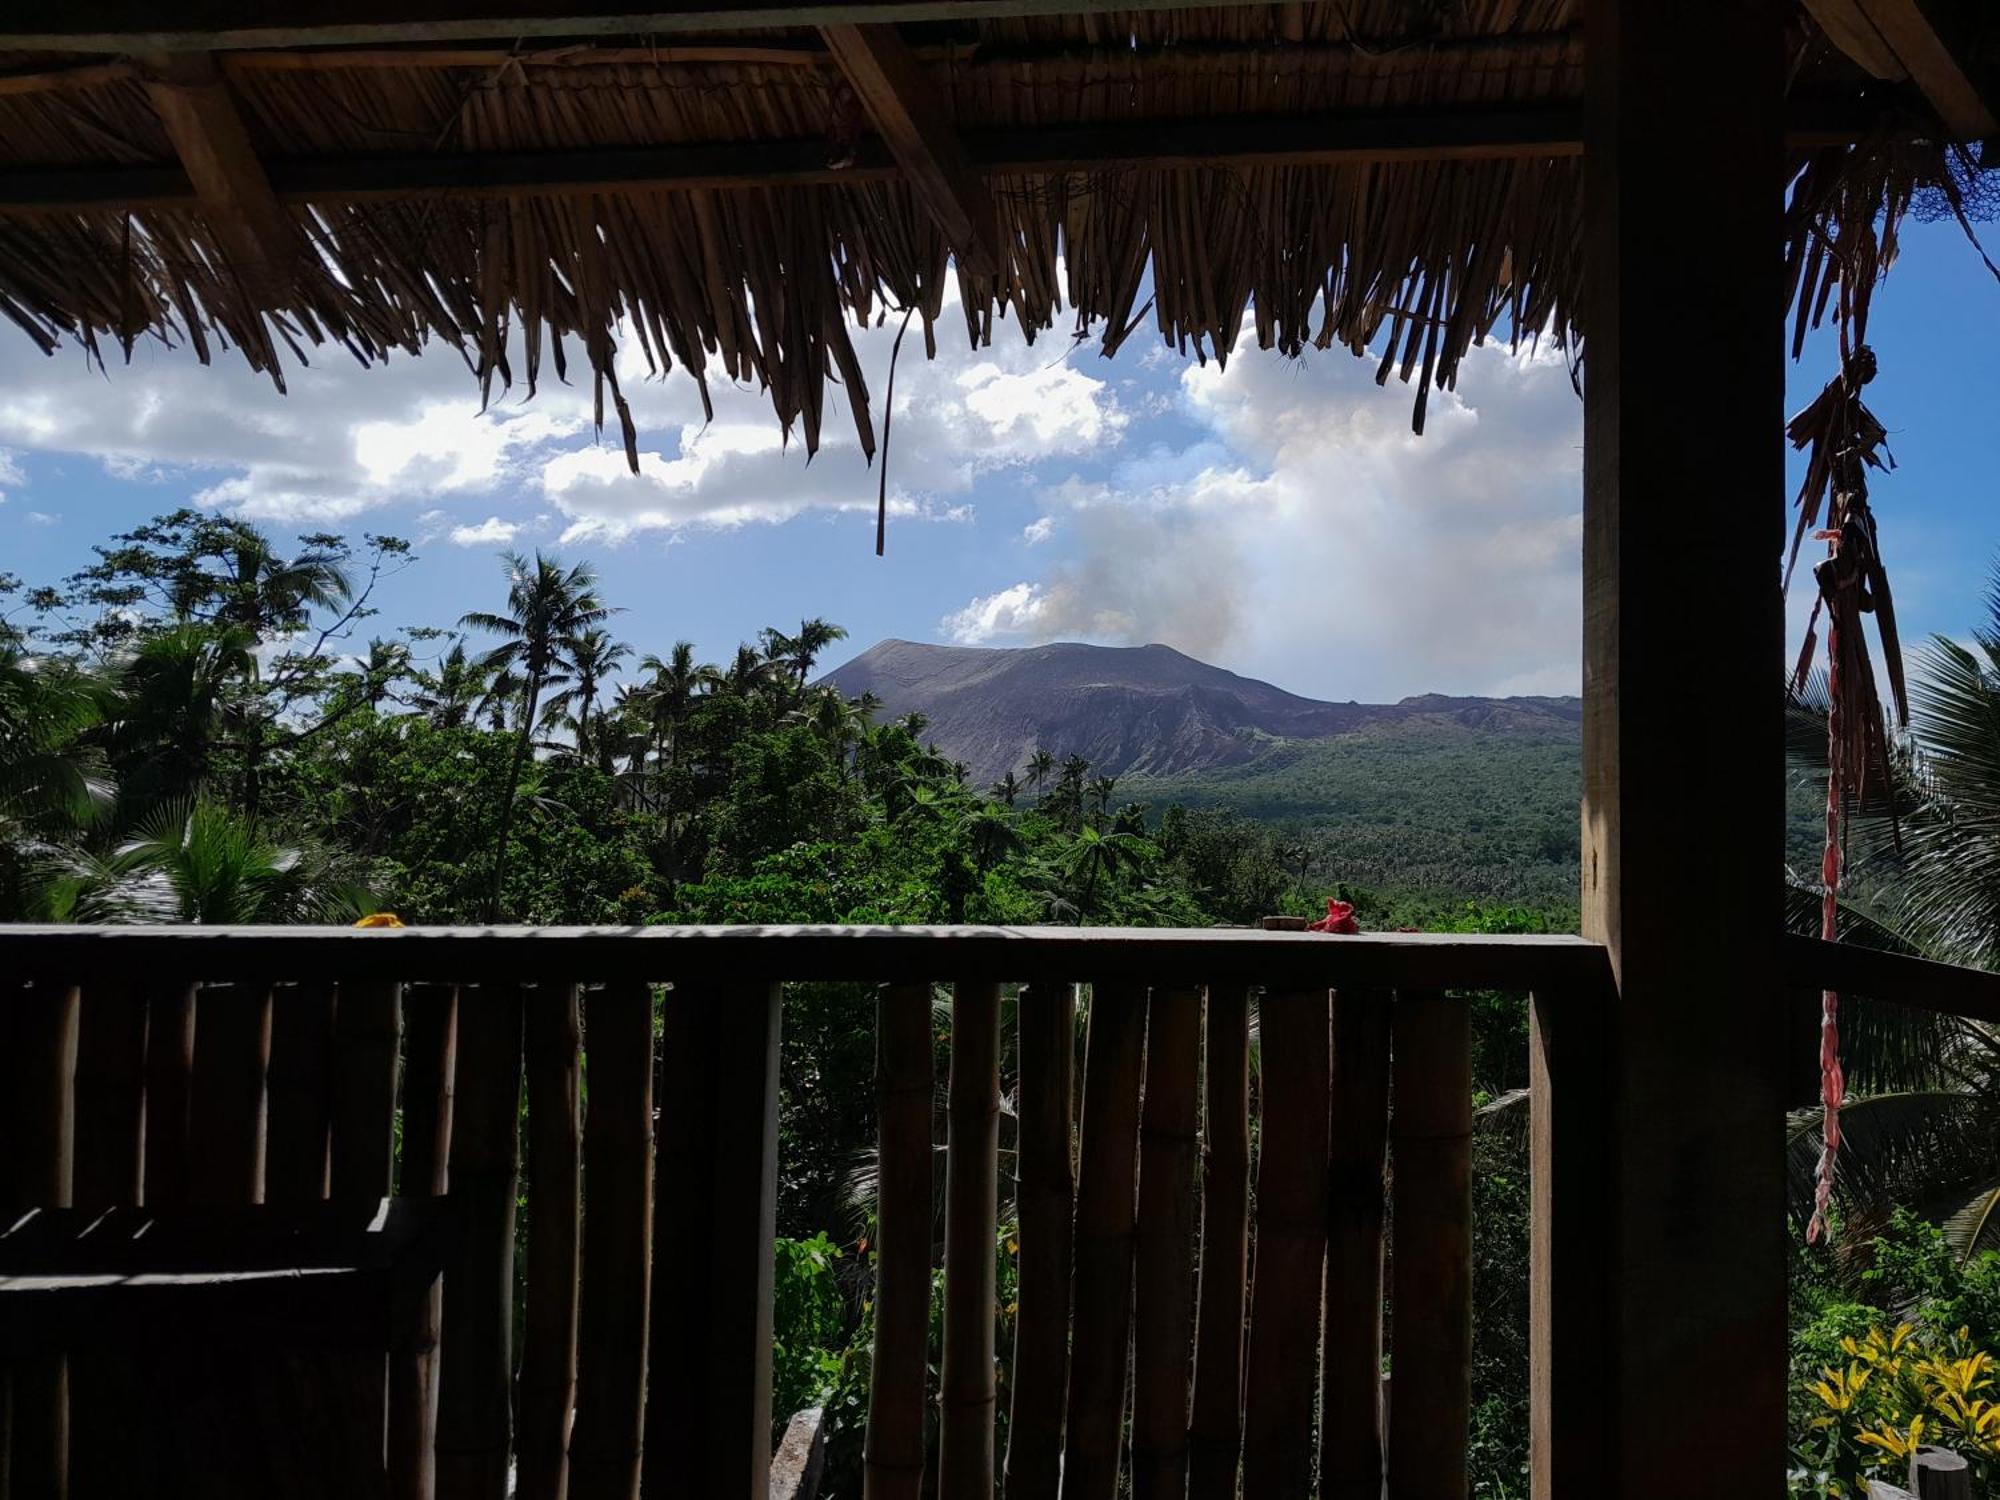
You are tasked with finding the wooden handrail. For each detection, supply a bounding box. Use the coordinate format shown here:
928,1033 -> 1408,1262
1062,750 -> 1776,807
0,923 -> 1605,989
1781,933 -> 2000,1025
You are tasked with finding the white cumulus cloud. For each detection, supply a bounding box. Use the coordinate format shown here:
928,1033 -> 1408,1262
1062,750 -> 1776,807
448,516 -> 522,548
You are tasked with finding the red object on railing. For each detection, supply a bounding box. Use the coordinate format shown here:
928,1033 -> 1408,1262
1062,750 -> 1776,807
1307,899 -> 1360,935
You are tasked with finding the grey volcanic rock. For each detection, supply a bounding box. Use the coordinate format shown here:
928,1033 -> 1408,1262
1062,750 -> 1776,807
819,639 -> 1581,786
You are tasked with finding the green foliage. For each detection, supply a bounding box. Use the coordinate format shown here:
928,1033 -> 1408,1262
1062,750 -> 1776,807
772,1232 -> 851,1434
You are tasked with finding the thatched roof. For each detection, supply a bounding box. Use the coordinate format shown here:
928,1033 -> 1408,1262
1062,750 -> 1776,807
0,1 -> 1990,460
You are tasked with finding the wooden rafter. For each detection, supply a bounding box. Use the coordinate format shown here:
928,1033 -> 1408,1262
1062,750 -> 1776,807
140,53 -> 302,301
819,23 -> 1002,275
1805,0 -> 1997,139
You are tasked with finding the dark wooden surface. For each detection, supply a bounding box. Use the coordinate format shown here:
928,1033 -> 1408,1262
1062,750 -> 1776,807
1131,987 -> 1200,1500
1782,933 -> 2000,1024
864,982 -> 935,1500
1003,980 -> 1073,1500
1321,989 -> 1391,1500
265,980 -> 335,1206
188,982 -> 271,1206
516,984 -> 579,1500
938,980 -> 1001,1499
1186,983 -> 1249,1500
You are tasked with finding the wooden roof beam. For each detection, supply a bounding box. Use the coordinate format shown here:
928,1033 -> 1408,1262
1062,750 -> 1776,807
1805,0 -> 1997,139
819,23 -> 1002,276
0,0 -> 1280,53
141,53 -> 303,302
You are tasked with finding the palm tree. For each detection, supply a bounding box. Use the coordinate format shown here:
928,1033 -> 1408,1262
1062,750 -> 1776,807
638,642 -> 721,778
409,639 -> 489,730
763,618 -> 848,700
461,551 -> 614,919
722,643 -> 777,701
183,521 -> 352,636
0,646 -> 114,837
542,627 -> 630,765
1087,774 -> 1119,821
1057,823 -> 1152,920
115,799 -> 372,924
963,803 -> 1026,871
1026,748 -> 1055,793
358,638 -> 410,711
108,623 -> 257,815
994,770 -> 1022,807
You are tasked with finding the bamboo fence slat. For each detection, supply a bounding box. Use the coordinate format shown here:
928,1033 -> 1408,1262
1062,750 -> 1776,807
392,982 -> 458,1500
1060,979 -> 1147,1500
1388,990 -> 1472,1500
1242,987 -> 1331,1498
865,982 -> 935,1500
940,980 -> 1001,1500
1132,986 -> 1201,1500
330,979 -> 401,1203
141,980 -> 197,1209
436,983 -> 523,1500
1322,988 -> 1393,1500
569,981 -> 655,1500
1004,980 -> 1074,1500
1187,982 -> 1249,1500
71,979 -> 147,1210
187,981 -> 272,1207
264,979 -> 335,1205
517,983 -> 580,1500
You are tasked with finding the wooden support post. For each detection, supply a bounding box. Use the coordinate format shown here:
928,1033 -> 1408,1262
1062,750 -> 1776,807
436,984 -> 523,1500
570,981 -> 655,1500
187,981 -> 272,1206
331,979 -> 401,1203
816,23 -> 1003,275
865,982 -> 935,1500
141,980 -> 197,1209
71,980 -> 148,1210
1131,987 -> 1200,1500
394,983 -> 457,1500
264,980 -> 335,1204
1006,980 -> 1074,1500
1321,988 -> 1391,1500
1060,981 -> 1146,1500
517,984 -> 579,1500
1187,983 -> 1249,1500
1569,0 -> 1789,1491
939,980 -> 1001,1500
1242,988 -> 1330,1499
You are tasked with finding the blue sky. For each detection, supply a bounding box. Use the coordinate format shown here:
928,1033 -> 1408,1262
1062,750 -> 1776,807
0,217 -> 1993,704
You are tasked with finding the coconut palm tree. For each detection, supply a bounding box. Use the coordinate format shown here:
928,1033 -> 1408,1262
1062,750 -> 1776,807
409,639 -> 489,730
115,798 -> 373,925
1025,748 -> 1055,793
1058,823 -> 1152,920
638,642 -> 721,777
722,642 -> 777,701
763,618 -> 848,701
994,770 -> 1022,807
1087,774 -> 1119,821
963,803 -> 1026,871
358,638 -> 411,711
0,646 -> 114,837
461,552 -> 614,919
542,626 -> 630,766
189,521 -> 353,637
108,622 -> 257,816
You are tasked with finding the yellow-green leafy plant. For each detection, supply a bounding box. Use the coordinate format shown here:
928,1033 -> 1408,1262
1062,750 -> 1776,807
1793,1321 -> 2000,1495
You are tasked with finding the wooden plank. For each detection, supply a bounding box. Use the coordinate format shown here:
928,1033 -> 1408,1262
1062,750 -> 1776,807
392,983 -> 458,1500
1850,0 -> 1998,139
435,984 -> 523,1500
1241,988 -> 1329,1499
71,980 -> 148,1211
1580,0 -> 1788,1490
265,980 -> 335,1205
1059,980 -> 1146,1500
140,51 -> 304,301
0,926 -> 1608,998
1387,991 -> 1471,1500
1003,980 -> 1072,1500
142,980 -> 198,1209
1131,986 -> 1200,1500
864,982 -> 935,1500
1321,988 -> 1391,1500
819,23 -> 1003,276
569,982 -> 655,1500
330,979 -> 401,1204
1528,981 -> 1611,1500
769,1406 -> 828,1500
187,981 -> 272,1207
517,984 -> 578,1500
1781,932 -> 2000,1024
1186,983 -> 1249,1500
1799,0 -> 1909,79
939,980 -> 1000,1499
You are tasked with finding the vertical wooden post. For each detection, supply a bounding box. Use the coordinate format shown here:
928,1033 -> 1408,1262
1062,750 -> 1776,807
141,980 -> 197,1209
395,983 -> 458,1500
437,983 -> 523,1500
570,981 -> 655,1500
939,980 -> 1001,1500
331,978 -> 402,1203
1187,983 -> 1249,1500
518,984 -> 580,1500
1131,987 -> 1200,1500
1005,980 -> 1074,1500
1570,0 -> 1788,1492
265,979 -> 335,1204
1059,980 -> 1146,1500
1322,988 -> 1391,1500
71,980 -> 148,1210
188,981 -> 272,1206
1242,988 -> 1329,1500
1388,991 -> 1471,1500
866,982 -> 936,1500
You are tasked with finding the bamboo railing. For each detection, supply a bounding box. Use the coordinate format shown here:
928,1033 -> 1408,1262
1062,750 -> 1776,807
0,922 -> 1615,1500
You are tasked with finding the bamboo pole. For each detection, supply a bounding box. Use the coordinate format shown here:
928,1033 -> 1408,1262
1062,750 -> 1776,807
865,982 -> 935,1500
1186,982 -> 1249,1500
393,982 -> 459,1500
141,979 -> 197,1208
517,984 -> 580,1500
570,981 -> 655,1500
1132,986 -> 1201,1500
331,978 -> 402,1202
71,979 -> 148,1209
436,983 -> 524,1500
264,979 -> 335,1204
1242,987 -> 1330,1498
187,980 -> 272,1206
1004,980 -> 1074,1500
1388,990 -> 1472,1500
1060,980 -> 1147,1500
1322,988 -> 1392,1500
940,980 -> 1000,1500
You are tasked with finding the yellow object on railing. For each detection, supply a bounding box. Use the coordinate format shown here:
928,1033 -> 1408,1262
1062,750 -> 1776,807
353,912 -> 405,928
